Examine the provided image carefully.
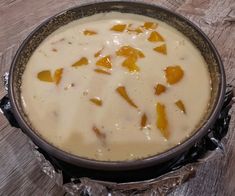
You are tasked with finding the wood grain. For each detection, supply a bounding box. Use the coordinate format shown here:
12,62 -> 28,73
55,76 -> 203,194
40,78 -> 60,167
0,0 -> 234,195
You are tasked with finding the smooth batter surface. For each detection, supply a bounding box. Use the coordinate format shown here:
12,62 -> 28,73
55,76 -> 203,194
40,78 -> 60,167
21,12 -> 211,161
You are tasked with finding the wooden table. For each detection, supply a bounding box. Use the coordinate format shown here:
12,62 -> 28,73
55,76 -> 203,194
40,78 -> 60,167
0,0 -> 234,195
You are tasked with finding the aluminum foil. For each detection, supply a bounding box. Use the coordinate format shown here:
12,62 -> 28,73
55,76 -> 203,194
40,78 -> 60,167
3,72 -> 9,91
29,139 -> 222,196
1,72 -> 234,196
30,85 -> 233,195
31,137 -> 199,196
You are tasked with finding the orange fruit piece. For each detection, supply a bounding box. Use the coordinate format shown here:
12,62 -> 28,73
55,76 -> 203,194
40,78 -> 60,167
110,24 -> 127,32
96,55 -> 112,69
54,68 -> 63,85
143,22 -> 157,30
165,65 -> 184,85
37,70 -> 53,83
116,46 -> 145,58
94,48 -> 103,58
94,69 -> 111,75
156,102 -> 170,139
175,100 -> 186,113
153,44 -> 167,55
122,56 -> 140,72
116,86 -> 138,108
127,27 -> 143,34
155,84 -> 166,95
83,30 -> 97,35
90,97 -> 103,106
141,113 -> 147,128
148,31 -> 165,42
71,57 -> 88,67
92,126 -> 106,145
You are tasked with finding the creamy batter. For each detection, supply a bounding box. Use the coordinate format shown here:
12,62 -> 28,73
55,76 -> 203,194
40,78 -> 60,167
21,12 -> 211,161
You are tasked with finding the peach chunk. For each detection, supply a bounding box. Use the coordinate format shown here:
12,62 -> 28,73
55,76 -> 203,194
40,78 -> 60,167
94,69 -> 111,75
175,100 -> 186,113
116,46 -> 145,58
83,30 -> 97,35
156,102 -> 170,139
90,97 -> 103,106
143,22 -> 157,30
54,68 -> 63,85
71,57 -> 88,67
116,86 -> 138,108
110,24 -> 127,32
148,31 -> 165,42
155,84 -> 166,95
96,55 -> 112,69
165,65 -> 184,85
153,44 -> 167,55
94,48 -> 103,58
127,27 -> 143,34
141,113 -> 147,128
37,70 -> 53,83
122,56 -> 140,72
92,126 -> 106,144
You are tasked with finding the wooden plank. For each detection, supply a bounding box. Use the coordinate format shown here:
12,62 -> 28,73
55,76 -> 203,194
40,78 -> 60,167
0,0 -> 234,195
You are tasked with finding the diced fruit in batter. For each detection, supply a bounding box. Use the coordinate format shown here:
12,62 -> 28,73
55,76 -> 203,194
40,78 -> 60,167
110,24 -> 127,32
94,69 -> 111,75
122,56 -> 139,72
141,113 -> 147,128
116,86 -> 138,108
90,97 -> 103,106
54,68 -> 63,85
83,30 -> 97,35
127,27 -> 143,34
96,55 -> 112,69
156,102 -> 169,139
92,126 -> 106,144
155,84 -> 166,95
165,65 -> 184,85
71,57 -> 88,67
175,100 -> 186,113
94,48 -> 103,58
37,70 -> 53,83
148,31 -> 165,42
153,44 -> 167,55
143,22 -> 157,30
116,46 -> 145,58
